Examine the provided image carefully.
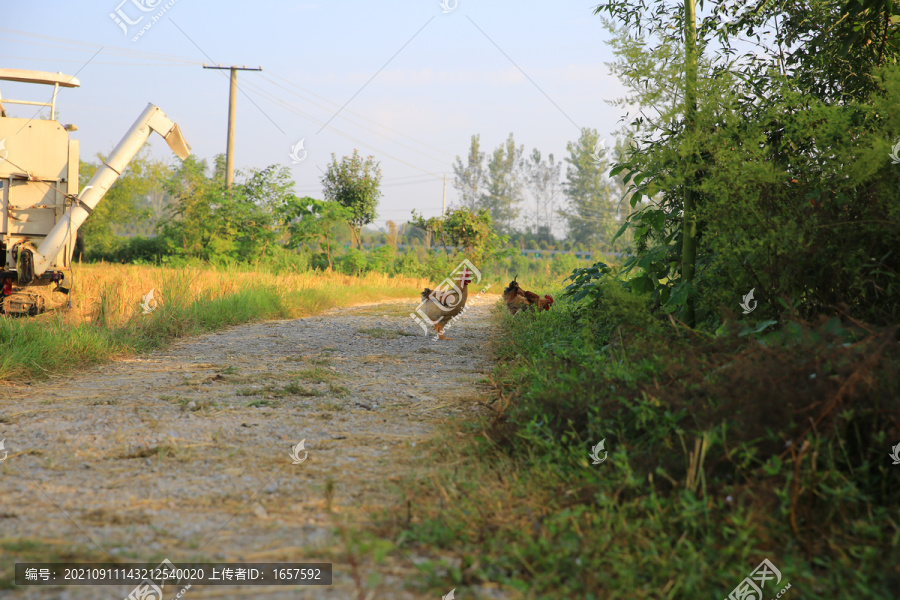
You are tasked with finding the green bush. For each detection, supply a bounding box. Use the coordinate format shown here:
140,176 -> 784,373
473,282 -> 900,597
85,236 -> 171,264
550,252 -> 581,278
366,245 -> 395,273
392,250 -> 428,278
338,247 -> 368,276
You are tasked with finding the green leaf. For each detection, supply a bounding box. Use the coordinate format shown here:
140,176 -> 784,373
666,281 -> 691,307
629,275 -> 655,294
645,209 -> 666,232
611,220 -> 630,244
739,319 -> 778,337
659,286 -> 671,304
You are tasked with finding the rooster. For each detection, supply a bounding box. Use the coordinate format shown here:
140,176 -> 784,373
503,275 -> 553,315
416,265 -> 474,340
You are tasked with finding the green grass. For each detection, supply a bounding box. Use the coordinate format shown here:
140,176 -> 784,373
247,399 -> 275,408
289,367 -> 338,383
0,265 -> 424,383
0,287 -> 284,382
380,282 -> 900,599
357,326 -> 417,339
238,380 -> 325,398
328,383 -> 350,397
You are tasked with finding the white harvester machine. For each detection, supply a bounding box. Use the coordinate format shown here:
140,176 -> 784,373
0,68 -> 190,315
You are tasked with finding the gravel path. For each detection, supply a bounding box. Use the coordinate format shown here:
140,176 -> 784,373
0,295 -> 500,599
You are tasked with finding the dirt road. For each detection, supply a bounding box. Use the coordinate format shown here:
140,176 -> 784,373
0,296 -> 499,599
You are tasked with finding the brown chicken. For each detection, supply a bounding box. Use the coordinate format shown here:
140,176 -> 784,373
503,275 -> 553,315
416,265 -> 473,339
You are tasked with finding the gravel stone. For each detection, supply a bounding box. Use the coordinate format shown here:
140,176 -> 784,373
1,296 -> 502,599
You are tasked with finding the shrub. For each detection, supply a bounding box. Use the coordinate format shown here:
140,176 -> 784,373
366,245 -> 395,274
338,247 -> 368,276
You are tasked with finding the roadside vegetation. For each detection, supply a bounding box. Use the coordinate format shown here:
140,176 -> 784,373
0,264 -> 427,383
388,286 -> 898,598
378,1 -> 900,598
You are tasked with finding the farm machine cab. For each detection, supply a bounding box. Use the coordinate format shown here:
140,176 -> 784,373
0,68 -> 190,315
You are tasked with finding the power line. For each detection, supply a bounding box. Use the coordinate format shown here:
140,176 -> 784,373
1,29 -> 456,171
238,81 -> 445,180
265,72 -> 454,161
0,29 -> 199,65
0,54 -> 186,67
0,29 -> 450,186
248,77 -> 450,165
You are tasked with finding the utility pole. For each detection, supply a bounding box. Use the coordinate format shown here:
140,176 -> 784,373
203,64 -> 262,189
441,173 -> 447,216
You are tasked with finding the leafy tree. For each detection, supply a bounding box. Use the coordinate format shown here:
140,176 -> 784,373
409,210 -> 443,250
231,165 -> 289,261
722,0 -> 900,104
277,197 -> 350,270
561,128 -> 619,248
78,151 -> 171,255
439,207 -> 501,262
594,0 -> 900,325
452,134 -> 487,211
682,0 -> 699,326
158,157 -> 294,263
482,133 -> 524,234
522,148 -> 562,238
158,156 -> 227,259
321,149 -> 382,249
385,220 -> 399,249
411,207 -> 505,264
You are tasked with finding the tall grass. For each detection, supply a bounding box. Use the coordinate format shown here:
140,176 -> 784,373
0,263 -> 428,382
384,283 -> 900,598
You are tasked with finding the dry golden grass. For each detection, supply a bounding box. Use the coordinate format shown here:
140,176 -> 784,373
51,262 -> 429,325
1,263 -> 429,382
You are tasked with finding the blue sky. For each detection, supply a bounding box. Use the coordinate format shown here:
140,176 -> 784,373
2,0 -> 627,231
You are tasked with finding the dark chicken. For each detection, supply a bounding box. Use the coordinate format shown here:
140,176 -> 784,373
502,275 -> 553,315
